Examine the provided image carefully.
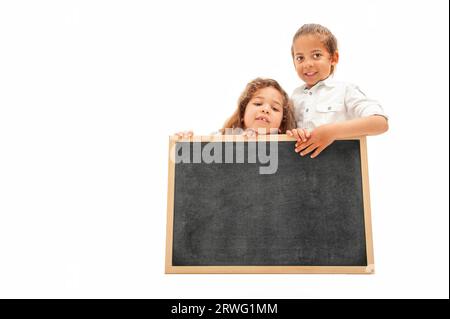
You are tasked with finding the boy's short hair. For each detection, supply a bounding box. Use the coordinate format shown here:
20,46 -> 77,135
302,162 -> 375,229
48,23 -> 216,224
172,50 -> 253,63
291,24 -> 338,75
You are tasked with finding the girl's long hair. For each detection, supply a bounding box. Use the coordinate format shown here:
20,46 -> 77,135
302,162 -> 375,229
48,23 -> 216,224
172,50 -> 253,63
222,78 -> 296,133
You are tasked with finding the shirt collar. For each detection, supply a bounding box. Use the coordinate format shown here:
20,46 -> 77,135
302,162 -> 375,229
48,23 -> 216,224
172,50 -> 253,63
321,76 -> 337,87
304,76 -> 337,92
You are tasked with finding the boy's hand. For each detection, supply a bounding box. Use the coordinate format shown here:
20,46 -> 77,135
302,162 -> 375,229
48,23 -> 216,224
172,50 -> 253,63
174,131 -> 194,139
287,128 -> 311,143
294,125 -> 336,158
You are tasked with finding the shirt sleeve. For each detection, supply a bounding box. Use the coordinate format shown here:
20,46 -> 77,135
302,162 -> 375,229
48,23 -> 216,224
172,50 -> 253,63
345,84 -> 388,120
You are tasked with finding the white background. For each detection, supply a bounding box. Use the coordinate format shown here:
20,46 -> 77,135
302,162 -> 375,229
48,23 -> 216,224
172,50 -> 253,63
0,0 -> 448,299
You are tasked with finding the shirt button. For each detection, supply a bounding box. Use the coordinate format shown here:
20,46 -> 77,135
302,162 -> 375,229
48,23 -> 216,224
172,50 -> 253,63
305,108 -> 309,112
308,92 -> 312,95
328,106 -> 331,110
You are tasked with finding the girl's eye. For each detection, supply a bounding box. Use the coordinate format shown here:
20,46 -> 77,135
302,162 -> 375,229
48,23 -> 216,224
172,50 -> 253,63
272,106 -> 280,112
254,103 -> 262,106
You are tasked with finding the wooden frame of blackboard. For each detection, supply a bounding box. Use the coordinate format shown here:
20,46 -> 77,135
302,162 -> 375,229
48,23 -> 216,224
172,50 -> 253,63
165,135 -> 375,274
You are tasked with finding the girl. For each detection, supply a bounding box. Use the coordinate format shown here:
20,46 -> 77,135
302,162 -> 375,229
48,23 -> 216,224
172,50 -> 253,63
286,24 -> 389,158
176,78 -> 296,138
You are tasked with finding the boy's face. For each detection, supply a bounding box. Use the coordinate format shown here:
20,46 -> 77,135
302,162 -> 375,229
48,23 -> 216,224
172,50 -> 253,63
243,87 -> 284,132
292,35 -> 338,88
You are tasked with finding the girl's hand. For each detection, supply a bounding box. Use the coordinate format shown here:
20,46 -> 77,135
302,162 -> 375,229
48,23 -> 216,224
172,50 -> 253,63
174,131 -> 194,139
294,125 -> 336,158
242,128 -> 280,137
241,128 -> 258,138
287,128 -> 311,143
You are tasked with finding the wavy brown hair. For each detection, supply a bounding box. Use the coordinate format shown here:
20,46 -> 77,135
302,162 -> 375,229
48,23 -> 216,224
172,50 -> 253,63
222,78 -> 296,133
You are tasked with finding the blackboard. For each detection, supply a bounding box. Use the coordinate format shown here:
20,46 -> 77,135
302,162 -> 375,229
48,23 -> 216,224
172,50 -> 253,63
166,135 -> 374,274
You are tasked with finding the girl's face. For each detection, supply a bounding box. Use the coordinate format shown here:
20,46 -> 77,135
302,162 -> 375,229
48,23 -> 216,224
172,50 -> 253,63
243,87 -> 284,132
292,35 -> 338,88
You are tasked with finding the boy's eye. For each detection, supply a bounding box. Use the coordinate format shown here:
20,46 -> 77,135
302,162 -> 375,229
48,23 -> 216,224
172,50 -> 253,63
313,53 -> 322,59
296,56 -> 304,62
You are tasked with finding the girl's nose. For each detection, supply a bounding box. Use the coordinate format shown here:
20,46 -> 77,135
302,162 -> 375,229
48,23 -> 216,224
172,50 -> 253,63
262,104 -> 270,113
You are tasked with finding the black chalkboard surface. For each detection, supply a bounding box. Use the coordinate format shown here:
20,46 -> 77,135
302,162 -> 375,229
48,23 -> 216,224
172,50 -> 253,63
166,135 -> 374,274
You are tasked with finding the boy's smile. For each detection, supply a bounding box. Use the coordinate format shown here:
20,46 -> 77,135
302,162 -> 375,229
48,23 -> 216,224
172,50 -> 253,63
292,35 -> 338,88
304,71 -> 319,81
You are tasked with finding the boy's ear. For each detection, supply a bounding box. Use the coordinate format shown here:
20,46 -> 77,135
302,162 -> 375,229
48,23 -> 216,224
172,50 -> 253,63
331,51 -> 339,65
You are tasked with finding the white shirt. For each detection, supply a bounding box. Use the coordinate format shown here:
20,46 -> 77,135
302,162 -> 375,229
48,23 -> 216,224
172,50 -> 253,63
291,78 -> 387,130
